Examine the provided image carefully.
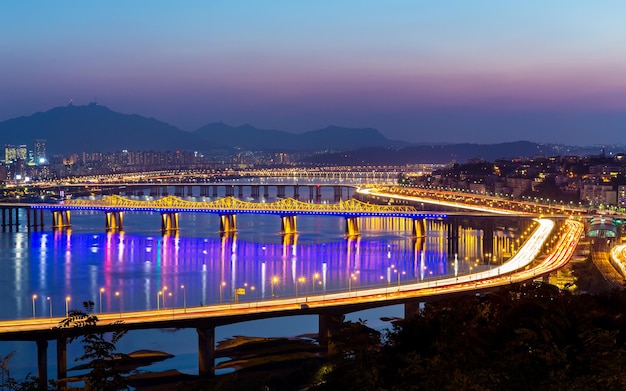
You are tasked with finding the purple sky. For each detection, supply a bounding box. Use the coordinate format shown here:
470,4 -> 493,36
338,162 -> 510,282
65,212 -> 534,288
2,1 -> 625,145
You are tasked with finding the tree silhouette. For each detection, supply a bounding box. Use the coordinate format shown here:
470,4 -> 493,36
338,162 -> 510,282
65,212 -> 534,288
58,300 -> 130,391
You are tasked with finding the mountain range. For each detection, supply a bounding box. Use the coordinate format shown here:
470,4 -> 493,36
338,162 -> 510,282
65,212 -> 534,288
0,104 -> 614,164
0,104 -> 403,155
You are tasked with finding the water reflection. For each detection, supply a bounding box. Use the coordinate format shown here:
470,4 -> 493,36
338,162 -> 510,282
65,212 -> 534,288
0,215 -> 519,320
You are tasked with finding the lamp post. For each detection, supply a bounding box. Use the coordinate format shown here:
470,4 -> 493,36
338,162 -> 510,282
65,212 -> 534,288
312,273 -> 319,293
180,285 -> 186,313
220,281 -> 226,303
65,296 -> 71,317
47,296 -> 52,320
115,291 -> 121,318
162,286 -> 168,309
157,291 -> 162,311
32,294 -> 37,318
296,277 -> 305,298
99,287 -> 105,314
271,276 -> 278,297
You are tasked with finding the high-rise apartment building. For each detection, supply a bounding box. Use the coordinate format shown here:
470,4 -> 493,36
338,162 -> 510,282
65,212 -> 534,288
34,139 -> 47,164
4,144 -> 27,163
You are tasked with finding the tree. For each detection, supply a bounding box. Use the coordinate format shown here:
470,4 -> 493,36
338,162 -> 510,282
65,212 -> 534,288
58,300 -> 130,391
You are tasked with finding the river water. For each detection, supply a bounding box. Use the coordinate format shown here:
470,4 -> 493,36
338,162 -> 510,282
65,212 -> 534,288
0,184 -> 510,380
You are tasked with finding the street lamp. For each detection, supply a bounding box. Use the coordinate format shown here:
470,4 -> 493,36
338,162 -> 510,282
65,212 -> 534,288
32,294 -> 37,318
157,291 -> 162,311
312,273 -> 319,293
65,296 -> 71,317
180,285 -> 186,313
99,287 -> 105,313
47,296 -> 52,319
296,277 -> 305,297
271,276 -> 278,297
220,281 -> 226,303
162,286 -> 168,309
115,291 -> 121,318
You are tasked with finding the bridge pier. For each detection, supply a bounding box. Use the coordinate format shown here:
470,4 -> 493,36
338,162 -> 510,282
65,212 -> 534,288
149,186 -> 159,197
319,313 -> 344,357
345,217 -> 360,236
412,218 -> 426,237
161,186 -> 169,196
251,186 -> 260,198
220,214 -> 237,233
161,212 -> 179,232
105,211 -> 124,231
52,210 -> 71,229
263,185 -> 269,198
197,327 -> 215,377
482,219 -> 495,264
57,336 -> 67,389
293,185 -> 300,199
309,186 -> 315,201
237,185 -> 243,198
200,186 -> 208,197
281,215 -> 297,234
36,339 -> 48,389
187,185 -> 193,197
404,300 -> 422,320
447,218 -> 459,258
212,185 -> 218,198
276,185 -> 286,198
225,186 -> 234,197
174,186 -> 184,197
333,186 -> 342,201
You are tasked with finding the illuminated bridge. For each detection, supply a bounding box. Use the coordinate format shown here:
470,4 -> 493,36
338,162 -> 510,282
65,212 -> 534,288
28,195 -> 445,236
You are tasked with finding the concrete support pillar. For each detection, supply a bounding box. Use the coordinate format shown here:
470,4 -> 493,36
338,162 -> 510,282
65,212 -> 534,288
276,185 -> 286,198
263,185 -> 269,198
36,339 -> 48,389
237,185 -> 244,198
197,327 -> 215,377
404,300 -> 422,320
149,186 -> 158,197
219,214 -> 237,233
211,185 -> 218,198
333,186 -> 342,201
187,185 -> 193,197
105,211 -> 124,231
1,208 -> 5,231
161,186 -> 169,196
293,185 -> 300,199
319,313 -> 344,357
200,186 -> 208,197
57,336 -> 67,388
281,215 -> 297,234
251,186 -> 260,198
412,218 -> 426,238
315,186 -> 322,199
309,186 -> 315,201
482,219 -> 495,264
225,186 -> 235,197
174,186 -> 183,197
345,217 -> 360,236
161,212 -> 179,232
52,210 -> 71,229
447,218 -> 459,257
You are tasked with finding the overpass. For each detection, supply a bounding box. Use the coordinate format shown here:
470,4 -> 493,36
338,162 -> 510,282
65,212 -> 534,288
0,217 -> 584,387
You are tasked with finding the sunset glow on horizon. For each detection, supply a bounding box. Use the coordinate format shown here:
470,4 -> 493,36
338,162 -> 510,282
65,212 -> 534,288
2,1 -> 625,144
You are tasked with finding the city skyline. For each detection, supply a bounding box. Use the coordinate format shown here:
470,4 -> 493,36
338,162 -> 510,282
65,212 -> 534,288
2,1 -> 626,145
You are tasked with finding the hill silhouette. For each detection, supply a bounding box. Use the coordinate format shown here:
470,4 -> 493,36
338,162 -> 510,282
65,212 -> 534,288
0,103 -> 210,155
193,123 -> 406,151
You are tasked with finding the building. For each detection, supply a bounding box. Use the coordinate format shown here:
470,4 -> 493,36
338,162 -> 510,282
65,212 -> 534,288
34,139 -> 47,165
4,144 -> 27,163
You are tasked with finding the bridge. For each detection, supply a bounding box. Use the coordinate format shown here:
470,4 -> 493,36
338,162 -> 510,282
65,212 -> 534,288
7,195 -> 451,236
0,217 -> 584,388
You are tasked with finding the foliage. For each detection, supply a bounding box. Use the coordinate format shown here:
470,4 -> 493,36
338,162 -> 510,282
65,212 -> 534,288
314,283 -> 626,391
58,300 -> 130,391
1,352 -> 53,391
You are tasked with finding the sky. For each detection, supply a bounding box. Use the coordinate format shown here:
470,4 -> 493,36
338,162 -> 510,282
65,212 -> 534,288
1,1 -> 625,145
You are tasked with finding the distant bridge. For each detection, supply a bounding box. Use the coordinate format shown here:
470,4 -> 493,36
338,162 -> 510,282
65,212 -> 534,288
27,195 -> 442,236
